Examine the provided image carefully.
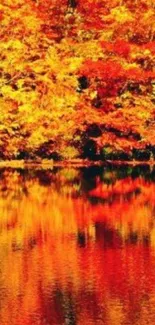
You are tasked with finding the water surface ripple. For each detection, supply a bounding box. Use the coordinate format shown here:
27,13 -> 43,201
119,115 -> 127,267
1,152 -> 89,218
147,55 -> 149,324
0,165 -> 155,325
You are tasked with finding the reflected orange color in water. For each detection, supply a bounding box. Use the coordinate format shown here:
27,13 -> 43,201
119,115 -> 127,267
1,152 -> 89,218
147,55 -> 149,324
0,166 -> 155,325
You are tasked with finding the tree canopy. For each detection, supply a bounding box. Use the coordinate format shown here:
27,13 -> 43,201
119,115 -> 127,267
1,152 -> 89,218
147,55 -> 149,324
0,0 -> 154,160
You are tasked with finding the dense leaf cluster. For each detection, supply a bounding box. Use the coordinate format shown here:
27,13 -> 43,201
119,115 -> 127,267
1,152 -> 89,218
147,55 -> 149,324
0,0 -> 154,160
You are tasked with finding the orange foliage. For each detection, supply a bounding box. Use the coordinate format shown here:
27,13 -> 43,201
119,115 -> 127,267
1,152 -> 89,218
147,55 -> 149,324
0,0 -> 154,161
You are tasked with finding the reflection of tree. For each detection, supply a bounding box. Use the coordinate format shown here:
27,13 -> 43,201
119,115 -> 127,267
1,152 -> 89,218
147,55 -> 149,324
0,167 -> 155,324
0,167 -> 155,243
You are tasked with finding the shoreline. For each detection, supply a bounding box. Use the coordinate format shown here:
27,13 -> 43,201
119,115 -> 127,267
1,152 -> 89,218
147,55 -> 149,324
0,159 -> 154,169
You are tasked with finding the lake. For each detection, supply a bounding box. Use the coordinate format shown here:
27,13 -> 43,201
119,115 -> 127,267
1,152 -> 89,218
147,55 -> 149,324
0,165 -> 155,325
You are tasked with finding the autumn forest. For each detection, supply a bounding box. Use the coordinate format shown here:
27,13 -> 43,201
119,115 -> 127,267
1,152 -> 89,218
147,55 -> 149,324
0,0 -> 155,161
1,3 -> 155,324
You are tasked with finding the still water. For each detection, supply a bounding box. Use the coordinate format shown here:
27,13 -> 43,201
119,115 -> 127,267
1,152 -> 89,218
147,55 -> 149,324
0,165 -> 155,325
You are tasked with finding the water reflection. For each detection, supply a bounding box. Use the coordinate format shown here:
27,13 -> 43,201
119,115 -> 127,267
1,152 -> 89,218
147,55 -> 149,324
0,165 -> 155,324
